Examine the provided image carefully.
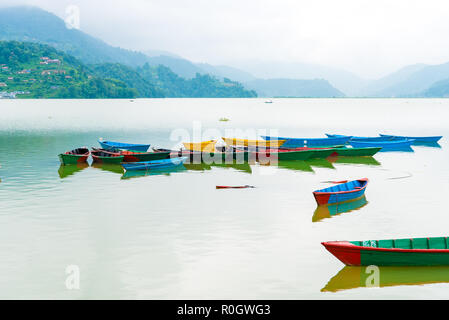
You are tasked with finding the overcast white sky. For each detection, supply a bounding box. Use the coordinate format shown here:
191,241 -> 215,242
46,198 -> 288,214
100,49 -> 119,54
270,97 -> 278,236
3,0 -> 449,78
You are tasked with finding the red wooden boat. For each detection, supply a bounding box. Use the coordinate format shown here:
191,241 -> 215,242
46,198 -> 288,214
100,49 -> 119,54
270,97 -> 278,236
323,237 -> 449,266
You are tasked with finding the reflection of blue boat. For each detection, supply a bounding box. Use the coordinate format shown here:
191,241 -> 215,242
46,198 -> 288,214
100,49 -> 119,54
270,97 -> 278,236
98,139 -> 150,152
121,165 -> 187,179
326,134 -> 392,142
122,157 -> 187,171
349,139 -> 414,151
261,135 -> 351,147
313,195 -> 368,222
380,134 -> 442,143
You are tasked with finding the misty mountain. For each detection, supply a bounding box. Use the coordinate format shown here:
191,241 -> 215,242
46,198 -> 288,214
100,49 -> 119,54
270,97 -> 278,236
422,78 -> 449,97
368,62 -> 449,97
195,63 -> 256,83
232,61 -> 368,96
244,78 -> 344,98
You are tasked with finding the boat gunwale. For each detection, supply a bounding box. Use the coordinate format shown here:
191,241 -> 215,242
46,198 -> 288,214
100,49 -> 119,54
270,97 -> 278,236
322,241 -> 449,253
313,178 -> 368,196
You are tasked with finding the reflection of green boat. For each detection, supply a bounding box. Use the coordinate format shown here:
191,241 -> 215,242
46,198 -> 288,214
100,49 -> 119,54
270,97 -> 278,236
91,163 -> 124,174
184,163 -> 212,171
306,158 -> 335,169
276,160 -> 314,172
322,265 -> 449,292
210,161 -> 252,173
328,156 -> 381,166
58,163 -> 89,178
312,196 -> 367,222
121,165 -> 187,179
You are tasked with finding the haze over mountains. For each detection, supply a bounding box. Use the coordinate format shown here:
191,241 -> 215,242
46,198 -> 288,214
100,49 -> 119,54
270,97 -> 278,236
2,5 -> 449,98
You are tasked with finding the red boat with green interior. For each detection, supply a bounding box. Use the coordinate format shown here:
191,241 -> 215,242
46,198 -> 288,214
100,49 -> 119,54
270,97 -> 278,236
93,148 -> 171,162
58,147 -> 90,165
91,149 -> 124,164
323,236 -> 449,266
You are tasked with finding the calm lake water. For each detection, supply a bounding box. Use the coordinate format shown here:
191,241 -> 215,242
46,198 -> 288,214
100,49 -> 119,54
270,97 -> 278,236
0,98 -> 448,299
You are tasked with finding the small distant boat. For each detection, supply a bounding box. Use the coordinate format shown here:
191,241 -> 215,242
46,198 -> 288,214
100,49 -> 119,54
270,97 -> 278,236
122,157 -> 187,171
379,134 -> 442,143
264,99 -> 273,103
98,139 -> 150,152
216,185 -> 255,189
349,139 -> 414,150
261,135 -> 352,147
183,140 -> 216,152
313,178 -> 368,205
58,147 -> 90,165
323,236 -> 449,266
222,137 -> 286,148
219,117 -> 230,122
91,149 -> 124,164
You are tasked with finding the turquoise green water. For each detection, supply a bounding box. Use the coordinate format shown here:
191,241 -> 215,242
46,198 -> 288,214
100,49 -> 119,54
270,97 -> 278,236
0,98 -> 448,299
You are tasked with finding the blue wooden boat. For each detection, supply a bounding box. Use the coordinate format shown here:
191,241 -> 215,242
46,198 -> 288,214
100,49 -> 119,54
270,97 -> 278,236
98,139 -> 150,152
261,135 -> 352,147
379,134 -> 442,143
326,134 -> 393,142
349,139 -> 414,151
313,178 -> 368,205
122,157 -> 187,171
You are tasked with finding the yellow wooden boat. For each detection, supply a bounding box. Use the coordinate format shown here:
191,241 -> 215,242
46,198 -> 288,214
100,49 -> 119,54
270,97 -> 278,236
183,140 -> 216,152
222,137 -> 285,147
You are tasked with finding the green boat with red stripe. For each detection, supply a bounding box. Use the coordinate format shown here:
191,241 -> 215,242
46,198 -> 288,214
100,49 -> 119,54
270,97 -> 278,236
323,236 -> 449,266
58,147 -> 90,165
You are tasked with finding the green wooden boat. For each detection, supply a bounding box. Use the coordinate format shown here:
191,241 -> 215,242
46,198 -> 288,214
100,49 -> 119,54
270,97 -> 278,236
91,149 -> 124,164
322,266 -> 449,292
308,148 -> 337,159
331,146 -> 382,157
58,147 -> 90,165
323,236 -> 449,266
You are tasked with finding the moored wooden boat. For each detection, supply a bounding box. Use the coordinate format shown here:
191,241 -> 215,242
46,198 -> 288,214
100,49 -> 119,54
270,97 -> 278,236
261,135 -> 352,147
379,134 -> 443,143
122,157 -> 187,171
93,148 -> 170,162
98,139 -> 150,152
91,149 -> 124,164
246,148 -> 315,162
222,137 -> 286,148
326,134 -> 393,142
323,236 -> 449,266
183,140 -> 216,152
58,147 -> 90,165
313,178 -> 368,205
349,139 -> 414,150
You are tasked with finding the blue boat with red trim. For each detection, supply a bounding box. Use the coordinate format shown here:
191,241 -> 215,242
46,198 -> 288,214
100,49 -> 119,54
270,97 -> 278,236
313,178 -> 368,205
122,157 -> 187,171
98,139 -> 150,152
261,135 -> 352,147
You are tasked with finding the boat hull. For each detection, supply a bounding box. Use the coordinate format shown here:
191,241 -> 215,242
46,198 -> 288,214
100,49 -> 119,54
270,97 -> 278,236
380,134 -> 442,143
261,135 -> 352,147
121,151 -> 171,162
331,147 -> 381,157
313,178 -> 368,205
58,148 -> 90,165
222,137 -> 286,147
183,141 -> 216,152
122,157 -> 187,171
349,139 -> 414,150
323,240 -> 449,266
99,140 -> 150,152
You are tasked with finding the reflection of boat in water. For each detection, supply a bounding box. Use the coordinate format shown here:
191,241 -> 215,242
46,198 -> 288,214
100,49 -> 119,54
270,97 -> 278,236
121,165 -> 187,179
91,162 -> 124,175
306,158 -> 335,169
312,196 -> 367,222
58,163 -> 89,178
322,265 -> 449,292
184,163 -> 212,171
276,160 -> 314,173
210,161 -> 252,173
327,156 -> 381,166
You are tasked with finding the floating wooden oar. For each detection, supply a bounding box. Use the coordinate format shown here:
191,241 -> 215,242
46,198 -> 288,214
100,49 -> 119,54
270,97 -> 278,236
216,185 -> 255,189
